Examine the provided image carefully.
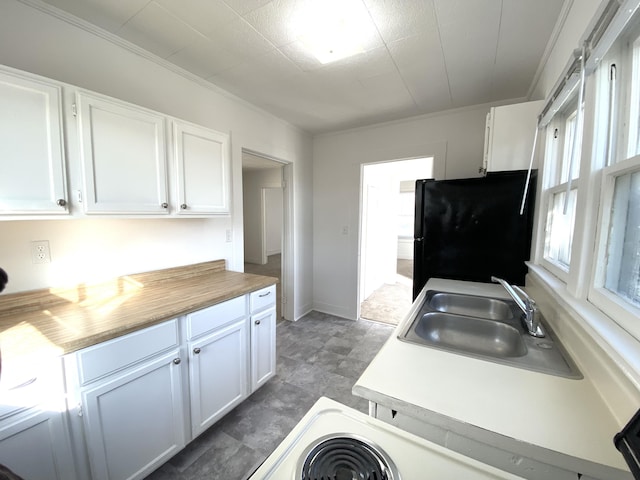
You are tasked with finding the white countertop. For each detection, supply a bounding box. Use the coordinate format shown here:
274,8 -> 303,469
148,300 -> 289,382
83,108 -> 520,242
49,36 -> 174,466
353,278 -> 631,479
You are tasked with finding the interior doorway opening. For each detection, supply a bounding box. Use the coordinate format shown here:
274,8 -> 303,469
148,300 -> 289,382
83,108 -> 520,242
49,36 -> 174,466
358,157 -> 434,325
241,150 -> 290,322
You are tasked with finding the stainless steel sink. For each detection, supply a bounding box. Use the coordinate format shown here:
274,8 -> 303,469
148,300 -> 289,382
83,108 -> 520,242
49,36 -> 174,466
413,312 -> 527,358
399,290 -> 582,379
427,292 -> 513,321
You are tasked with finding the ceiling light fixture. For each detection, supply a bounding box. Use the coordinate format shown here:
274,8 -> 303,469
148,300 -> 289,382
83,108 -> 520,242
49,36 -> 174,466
292,0 -> 373,65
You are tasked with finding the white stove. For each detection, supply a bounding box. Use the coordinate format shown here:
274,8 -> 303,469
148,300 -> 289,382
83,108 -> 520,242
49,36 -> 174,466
248,397 -> 524,479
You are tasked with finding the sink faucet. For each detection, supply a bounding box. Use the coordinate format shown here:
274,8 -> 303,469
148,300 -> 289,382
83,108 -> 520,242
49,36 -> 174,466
491,276 -> 545,338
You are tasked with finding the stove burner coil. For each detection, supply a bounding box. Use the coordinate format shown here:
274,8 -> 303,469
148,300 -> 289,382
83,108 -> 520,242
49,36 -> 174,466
299,435 -> 396,480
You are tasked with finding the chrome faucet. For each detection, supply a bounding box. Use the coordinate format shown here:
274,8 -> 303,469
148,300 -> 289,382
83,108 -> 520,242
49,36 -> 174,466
491,276 -> 545,338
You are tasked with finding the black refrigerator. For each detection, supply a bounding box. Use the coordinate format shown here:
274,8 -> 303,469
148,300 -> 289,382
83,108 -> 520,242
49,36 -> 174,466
412,170 -> 537,300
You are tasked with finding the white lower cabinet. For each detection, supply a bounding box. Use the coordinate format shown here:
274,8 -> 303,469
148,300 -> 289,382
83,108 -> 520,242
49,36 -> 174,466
250,285 -> 277,392
188,318 -> 247,437
250,307 -> 276,391
0,407 -> 76,480
80,348 -> 186,480
0,355 -> 76,479
65,286 -> 276,480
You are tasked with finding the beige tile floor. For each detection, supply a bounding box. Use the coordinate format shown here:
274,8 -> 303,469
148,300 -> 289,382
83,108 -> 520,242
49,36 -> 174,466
360,259 -> 413,325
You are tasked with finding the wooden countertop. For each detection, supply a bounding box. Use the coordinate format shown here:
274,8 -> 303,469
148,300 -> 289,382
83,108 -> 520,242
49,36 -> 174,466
0,260 -> 277,366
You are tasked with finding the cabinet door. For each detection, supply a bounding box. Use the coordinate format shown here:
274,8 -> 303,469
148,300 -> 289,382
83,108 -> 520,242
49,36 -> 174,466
0,408 -> 76,480
0,68 -> 68,214
188,318 -> 248,438
81,349 -> 185,480
251,307 -> 276,392
77,92 -> 169,214
173,121 -> 231,215
485,100 -> 543,172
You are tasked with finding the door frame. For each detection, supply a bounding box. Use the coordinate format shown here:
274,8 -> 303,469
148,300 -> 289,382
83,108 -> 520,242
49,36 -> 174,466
357,156 -> 441,320
242,148 -> 293,321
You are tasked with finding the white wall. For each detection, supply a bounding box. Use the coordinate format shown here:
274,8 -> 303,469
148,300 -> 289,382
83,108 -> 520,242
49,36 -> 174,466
312,106 -> 488,319
530,0 -> 602,99
243,168 -> 282,265
0,0 -> 313,320
265,188 -> 283,256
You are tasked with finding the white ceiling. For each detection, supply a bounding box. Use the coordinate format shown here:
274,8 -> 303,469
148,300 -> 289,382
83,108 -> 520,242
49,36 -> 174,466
37,0 -> 566,134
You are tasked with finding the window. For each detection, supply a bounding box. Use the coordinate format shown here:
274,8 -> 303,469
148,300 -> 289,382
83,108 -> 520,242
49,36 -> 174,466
604,167 -> 640,305
588,18 -> 640,340
541,100 -> 582,276
533,0 -> 640,369
627,33 -> 640,157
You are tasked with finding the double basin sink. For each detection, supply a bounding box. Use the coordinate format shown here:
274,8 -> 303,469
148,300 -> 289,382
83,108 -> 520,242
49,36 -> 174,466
399,290 -> 581,379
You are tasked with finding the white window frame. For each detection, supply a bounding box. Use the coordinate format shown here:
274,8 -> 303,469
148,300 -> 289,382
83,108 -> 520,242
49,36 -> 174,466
540,100 -> 582,280
587,21 -> 640,340
531,0 -> 640,386
626,31 -> 640,158
590,155 -> 640,341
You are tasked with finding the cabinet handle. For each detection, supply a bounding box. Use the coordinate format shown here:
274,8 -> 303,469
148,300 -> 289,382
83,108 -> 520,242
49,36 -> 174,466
180,203 -> 187,210
173,358 -> 181,365
161,202 -> 169,209
193,347 -> 201,354
8,377 -> 37,390
255,320 -> 261,325
258,291 -> 271,297
56,198 -> 67,207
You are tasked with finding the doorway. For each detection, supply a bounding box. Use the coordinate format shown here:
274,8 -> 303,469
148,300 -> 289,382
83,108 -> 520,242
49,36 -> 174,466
358,157 -> 434,325
241,150 -> 290,322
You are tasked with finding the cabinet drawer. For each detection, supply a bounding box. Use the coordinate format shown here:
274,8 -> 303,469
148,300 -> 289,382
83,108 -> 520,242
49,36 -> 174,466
250,285 -> 276,313
76,319 -> 179,385
0,358 -> 63,420
186,296 -> 246,340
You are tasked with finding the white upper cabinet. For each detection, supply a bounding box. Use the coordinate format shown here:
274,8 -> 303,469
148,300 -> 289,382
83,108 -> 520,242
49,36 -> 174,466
0,68 -> 68,215
77,92 -> 169,214
0,65 -> 233,219
483,100 -> 543,173
173,121 -> 231,215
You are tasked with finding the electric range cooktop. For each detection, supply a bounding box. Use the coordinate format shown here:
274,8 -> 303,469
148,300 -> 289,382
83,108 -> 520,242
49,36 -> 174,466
248,397 -> 524,480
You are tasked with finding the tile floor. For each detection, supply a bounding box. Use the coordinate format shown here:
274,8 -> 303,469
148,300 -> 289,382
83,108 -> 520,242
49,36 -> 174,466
360,258 -> 414,325
144,311 -> 395,480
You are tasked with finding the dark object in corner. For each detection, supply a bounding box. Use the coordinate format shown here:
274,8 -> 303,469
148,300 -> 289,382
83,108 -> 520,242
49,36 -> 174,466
0,464 -> 25,480
0,268 -> 7,293
614,408 -> 640,479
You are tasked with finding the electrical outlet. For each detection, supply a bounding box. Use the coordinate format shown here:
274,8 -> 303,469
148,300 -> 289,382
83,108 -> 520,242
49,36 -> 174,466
31,240 -> 51,264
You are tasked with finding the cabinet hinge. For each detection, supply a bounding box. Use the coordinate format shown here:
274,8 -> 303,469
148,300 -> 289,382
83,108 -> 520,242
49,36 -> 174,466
282,295 -> 286,305
77,403 -> 83,417
72,103 -> 77,117
282,180 -> 286,189
76,190 -> 83,203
